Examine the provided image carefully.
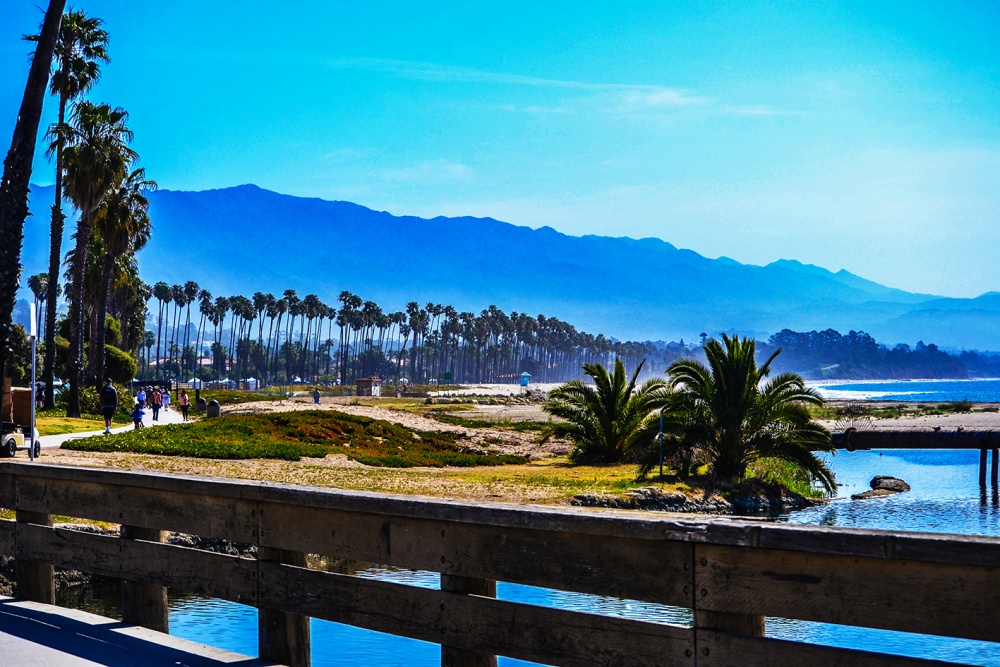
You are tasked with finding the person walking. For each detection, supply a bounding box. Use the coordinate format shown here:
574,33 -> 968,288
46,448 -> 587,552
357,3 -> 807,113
179,389 -> 190,421
313,388 -> 321,404
162,389 -> 171,412
136,386 -> 146,409
151,387 -> 162,422
100,379 -> 118,435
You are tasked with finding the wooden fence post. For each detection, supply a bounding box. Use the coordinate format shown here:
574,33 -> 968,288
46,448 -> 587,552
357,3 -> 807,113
258,546 -> 311,667
693,543 -> 765,651
15,510 -> 54,604
441,574 -> 498,667
121,525 -> 169,632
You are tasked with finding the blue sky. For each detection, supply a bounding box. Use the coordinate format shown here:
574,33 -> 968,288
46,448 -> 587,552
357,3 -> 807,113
2,1 -> 998,297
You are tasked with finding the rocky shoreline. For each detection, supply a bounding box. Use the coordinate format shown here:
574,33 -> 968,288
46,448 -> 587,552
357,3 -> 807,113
570,485 -> 820,515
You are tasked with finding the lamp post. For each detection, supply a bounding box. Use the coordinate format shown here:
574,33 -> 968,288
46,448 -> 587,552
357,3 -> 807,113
29,303 -> 37,462
658,406 -> 667,479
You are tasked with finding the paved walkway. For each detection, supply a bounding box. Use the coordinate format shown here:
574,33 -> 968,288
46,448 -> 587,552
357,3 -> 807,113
39,404 -> 188,450
0,596 -> 274,666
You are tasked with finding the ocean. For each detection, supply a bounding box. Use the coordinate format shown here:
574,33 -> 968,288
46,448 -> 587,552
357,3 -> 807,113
812,377 -> 1000,403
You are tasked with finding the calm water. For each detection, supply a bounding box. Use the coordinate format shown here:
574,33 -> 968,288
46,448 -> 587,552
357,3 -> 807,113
58,391 -> 1000,666
813,377 -> 1000,403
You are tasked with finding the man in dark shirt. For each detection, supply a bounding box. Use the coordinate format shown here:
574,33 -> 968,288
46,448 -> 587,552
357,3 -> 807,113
100,379 -> 118,435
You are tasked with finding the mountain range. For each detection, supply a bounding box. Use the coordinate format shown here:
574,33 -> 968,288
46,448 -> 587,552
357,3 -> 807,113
19,183 -> 1000,350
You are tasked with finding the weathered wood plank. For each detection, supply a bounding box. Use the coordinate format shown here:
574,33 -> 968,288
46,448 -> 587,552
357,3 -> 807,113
258,546 -> 310,667
259,503 -> 692,606
441,575 -> 498,667
12,476 -> 257,543
697,630 -> 966,667
257,561 -> 694,667
15,509 -> 54,604
15,523 -> 257,604
0,466 -> 14,507
695,544 -> 1000,642
7,463 -> 1000,568
0,517 -> 13,554
121,525 -> 168,633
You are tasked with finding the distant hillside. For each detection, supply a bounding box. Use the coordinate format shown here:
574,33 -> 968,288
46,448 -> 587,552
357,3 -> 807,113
21,183 -> 1000,349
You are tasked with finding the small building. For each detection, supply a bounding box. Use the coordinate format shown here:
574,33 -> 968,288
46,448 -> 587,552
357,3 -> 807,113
356,377 -> 382,397
520,372 -> 531,388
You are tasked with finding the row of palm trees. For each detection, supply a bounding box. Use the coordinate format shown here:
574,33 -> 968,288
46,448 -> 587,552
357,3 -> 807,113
140,282 -> 666,387
543,334 -> 836,494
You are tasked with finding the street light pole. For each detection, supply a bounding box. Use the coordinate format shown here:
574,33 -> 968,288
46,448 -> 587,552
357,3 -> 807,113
658,406 -> 666,479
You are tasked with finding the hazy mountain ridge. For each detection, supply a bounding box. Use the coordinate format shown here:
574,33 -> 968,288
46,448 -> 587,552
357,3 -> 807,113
20,183 -> 1000,349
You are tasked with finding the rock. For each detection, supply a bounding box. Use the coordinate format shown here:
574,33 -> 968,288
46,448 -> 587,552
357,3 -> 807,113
852,475 -> 910,500
871,475 -> 910,493
851,488 -> 899,500
569,487 -> 733,514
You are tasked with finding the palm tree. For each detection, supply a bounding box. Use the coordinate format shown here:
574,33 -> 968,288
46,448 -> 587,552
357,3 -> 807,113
0,0 -> 65,389
90,166 -> 155,383
181,281 -> 200,375
542,358 -> 672,465
54,101 -> 135,416
32,8 -> 109,408
27,273 -> 49,339
667,334 -> 835,493
151,281 -> 170,379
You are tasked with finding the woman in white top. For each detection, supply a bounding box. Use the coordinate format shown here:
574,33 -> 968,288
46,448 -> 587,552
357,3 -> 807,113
162,390 -> 171,411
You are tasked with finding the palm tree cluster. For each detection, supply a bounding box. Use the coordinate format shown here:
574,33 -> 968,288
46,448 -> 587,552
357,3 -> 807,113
544,334 -> 836,495
137,283 -> 663,387
24,9 -> 155,417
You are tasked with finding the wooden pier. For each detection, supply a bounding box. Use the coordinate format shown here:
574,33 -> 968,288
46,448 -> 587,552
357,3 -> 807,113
2,461 -> 1000,666
834,428 -> 1000,488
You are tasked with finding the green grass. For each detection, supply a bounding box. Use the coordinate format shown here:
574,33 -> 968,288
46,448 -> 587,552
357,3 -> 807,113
423,413 -> 550,433
747,457 -> 828,499
61,410 -> 529,467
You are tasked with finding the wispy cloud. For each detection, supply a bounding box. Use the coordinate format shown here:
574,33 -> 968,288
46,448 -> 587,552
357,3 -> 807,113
327,56 -> 705,106
722,104 -> 793,116
383,159 -> 474,184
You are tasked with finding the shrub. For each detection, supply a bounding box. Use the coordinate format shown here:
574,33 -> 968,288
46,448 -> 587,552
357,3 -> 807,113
104,345 -> 137,385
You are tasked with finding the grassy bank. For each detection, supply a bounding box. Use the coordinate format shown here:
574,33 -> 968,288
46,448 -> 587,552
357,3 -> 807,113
61,410 -> 529,467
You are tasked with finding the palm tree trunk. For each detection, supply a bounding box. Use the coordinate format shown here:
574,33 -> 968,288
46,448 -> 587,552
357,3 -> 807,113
0,0 -> 64,388
66,208 -> 93,417
43,94 -> 68,408
91,250 -> 115,383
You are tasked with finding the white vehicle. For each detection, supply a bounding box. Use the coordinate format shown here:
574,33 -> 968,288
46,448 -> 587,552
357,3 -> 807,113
0,425 -> 40,458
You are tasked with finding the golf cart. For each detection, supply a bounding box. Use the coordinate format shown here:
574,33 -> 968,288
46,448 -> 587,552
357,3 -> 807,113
0,383 -> 40,459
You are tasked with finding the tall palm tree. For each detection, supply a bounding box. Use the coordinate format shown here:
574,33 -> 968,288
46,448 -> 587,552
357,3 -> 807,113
90,166 -> 154,383
151,281 -> 170,379
27,273 -> 49,339
543,358 -> 672,465
54,101 -> 135,416
0,0 -> 65,389
33,8 -> 109,408
181,281 -> 200,375
668,334 -> 836,493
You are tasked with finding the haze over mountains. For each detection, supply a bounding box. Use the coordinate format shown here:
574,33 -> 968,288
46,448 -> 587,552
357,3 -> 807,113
21,183 -> 1000,350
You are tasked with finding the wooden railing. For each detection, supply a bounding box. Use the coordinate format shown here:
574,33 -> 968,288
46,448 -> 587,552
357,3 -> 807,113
1,461 -> 998,666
